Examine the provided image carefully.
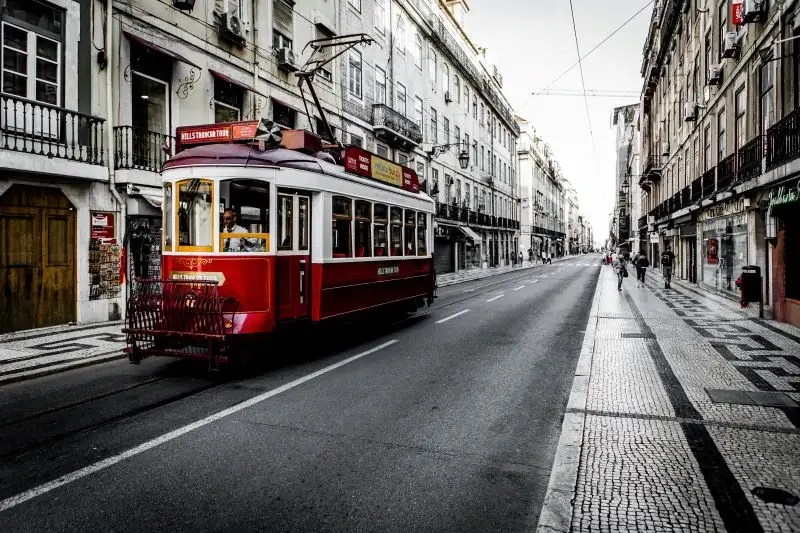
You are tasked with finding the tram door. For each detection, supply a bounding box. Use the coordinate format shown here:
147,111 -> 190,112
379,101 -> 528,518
275,192 -> 311,320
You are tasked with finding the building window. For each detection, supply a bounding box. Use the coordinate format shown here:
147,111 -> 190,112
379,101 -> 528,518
348,49 -> 362,98
272,100 -> 296,129
374,0 -> 385,34
464,85 -> 469,109
431,168 -> 439,201
396,83 -> 406,115
396,15 -> 405,53
428,47 -> 437,85
314,25 -> 333,81
347,0 -> 361,12
703,125 -> 711,171
454,76 -> 460,103
704,31 -> 712,89
130,41 -> 172,140
480,103 -> 485,125
414,96 -> 423,127
760,59 -> 775,133
734,85 -> 746,150
717,108 -> 726,162
397,152 -> 408,164
443,117 -> 449,145
1,0 -> 64,106
442,63 -> 449,93
454,125 -> 460,145
414,33 -> 423,70
349,133 -> 363,147
376,143 -> 388,157
430,107 -> 437,144
717,1 -> 727,61
375,66 -> 386,105
214,77 -> 243,123
472,94 -> 477,119
272,0 -> 293,50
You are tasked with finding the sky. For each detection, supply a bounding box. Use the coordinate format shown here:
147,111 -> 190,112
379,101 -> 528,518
464,0 -> 653,246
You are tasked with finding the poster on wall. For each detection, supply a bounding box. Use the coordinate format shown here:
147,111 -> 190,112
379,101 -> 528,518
706,238 -> 719,265
89,211 -> 121,301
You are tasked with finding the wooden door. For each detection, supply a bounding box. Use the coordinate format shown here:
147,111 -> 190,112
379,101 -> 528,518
0,185 -> 76,333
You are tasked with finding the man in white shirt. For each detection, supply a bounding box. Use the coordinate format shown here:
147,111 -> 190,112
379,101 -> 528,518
221,209 -> 250,252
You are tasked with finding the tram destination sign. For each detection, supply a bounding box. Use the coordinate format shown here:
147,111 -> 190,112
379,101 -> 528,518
343,146 -> 420,193
175,121 -> 260,151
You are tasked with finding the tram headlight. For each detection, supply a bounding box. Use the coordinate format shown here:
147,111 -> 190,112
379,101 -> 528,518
223,318 -> 234,330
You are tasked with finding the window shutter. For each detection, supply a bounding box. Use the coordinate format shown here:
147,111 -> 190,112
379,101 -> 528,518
273,0 -> 293,37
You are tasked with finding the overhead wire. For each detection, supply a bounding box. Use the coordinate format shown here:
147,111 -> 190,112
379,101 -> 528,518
567,0 -> 595,153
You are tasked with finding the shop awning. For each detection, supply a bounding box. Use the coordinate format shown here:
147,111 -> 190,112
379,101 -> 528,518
271,96 -> 304,113
140,191 -> 162,209
209,69 -> 267,98
124,31 -> 200,69
459,226 -> 482,243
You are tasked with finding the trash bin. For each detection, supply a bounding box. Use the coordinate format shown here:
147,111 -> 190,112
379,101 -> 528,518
740,265 -> 761,305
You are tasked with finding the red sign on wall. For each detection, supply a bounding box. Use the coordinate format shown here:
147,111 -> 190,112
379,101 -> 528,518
175,121 -> 261,152
732,0 -> 744,26
343,146 -> 420,193
90,211 -> 115,240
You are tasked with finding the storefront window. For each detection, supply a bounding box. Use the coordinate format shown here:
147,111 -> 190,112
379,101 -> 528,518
702,215 -> 748,295
374,204 -> 388,257
163,183 -> 173,251
177,179 -> 213,251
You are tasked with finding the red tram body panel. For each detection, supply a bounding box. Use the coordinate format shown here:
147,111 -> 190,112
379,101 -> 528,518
123,122 -> 436,367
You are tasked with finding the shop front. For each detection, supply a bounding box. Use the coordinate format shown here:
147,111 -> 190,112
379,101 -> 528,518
698,198 -> 749,298
433,223 -> 457,274
765,178 -> 800,327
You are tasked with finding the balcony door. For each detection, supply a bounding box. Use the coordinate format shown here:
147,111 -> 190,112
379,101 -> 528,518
131,72 -> 169,168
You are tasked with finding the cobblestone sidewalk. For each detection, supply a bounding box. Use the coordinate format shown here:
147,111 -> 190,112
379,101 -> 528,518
0,322 -> 125,384
537,266 -> 800,532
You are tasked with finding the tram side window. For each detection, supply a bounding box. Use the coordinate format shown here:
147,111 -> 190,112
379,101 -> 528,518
278,195 -> 293,250
177,179 -> 213,250
374,204 -> 388,257
417,212 -> 427,256
163,183 -> 173,251
390,207 -> 403,256
332,196 -> 352,258
404,210 -> 416,256
220,179 -> 270,252
355,200 -> 372,257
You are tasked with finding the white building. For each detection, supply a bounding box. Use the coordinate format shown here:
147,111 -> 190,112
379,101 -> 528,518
0,0 -> 521,333
611,103 -> 638,253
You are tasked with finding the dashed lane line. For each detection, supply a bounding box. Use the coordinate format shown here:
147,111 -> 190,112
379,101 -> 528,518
486,294 -> 504,303
435,309 -> 471,323
513,286 -> 525,291
0,339 -> 400,513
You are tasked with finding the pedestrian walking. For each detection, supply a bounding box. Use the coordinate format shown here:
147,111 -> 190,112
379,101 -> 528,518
613,252 -> 628,291
635,250 -> 649,287
518,251 -> 523,267
660,245 -> 676,289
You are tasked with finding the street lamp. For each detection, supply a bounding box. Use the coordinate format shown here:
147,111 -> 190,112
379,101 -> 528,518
427,142 -> 470,170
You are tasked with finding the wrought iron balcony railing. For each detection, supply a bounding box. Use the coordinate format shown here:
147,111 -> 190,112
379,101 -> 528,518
702,167 -> 716,197
114,126 -> 175,172
0,93 -> 105,165
767,106 -> 800,171
681,185 -> 690,207
371,104 -> 423,145
691,177 -> 702,202
737,135 -> 763,181
716,153 -> 737,190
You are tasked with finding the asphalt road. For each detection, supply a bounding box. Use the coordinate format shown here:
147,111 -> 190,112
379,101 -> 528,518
0,255 -> 603,533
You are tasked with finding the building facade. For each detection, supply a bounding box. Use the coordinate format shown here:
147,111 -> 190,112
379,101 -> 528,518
611,104 -> 640,253
0,0 -> 521,333
639,0 -> 800,326
517,119 -> 568,259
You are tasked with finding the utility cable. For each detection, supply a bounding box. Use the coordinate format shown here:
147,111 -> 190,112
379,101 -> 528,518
568,0 -> 595,152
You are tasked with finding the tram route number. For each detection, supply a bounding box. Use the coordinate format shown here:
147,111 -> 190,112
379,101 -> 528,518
377,266 -> 400,276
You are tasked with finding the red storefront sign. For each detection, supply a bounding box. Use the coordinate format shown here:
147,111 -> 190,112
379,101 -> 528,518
732,0 -> 744,26
90,211 -> 115,240
343,146 -> 420,193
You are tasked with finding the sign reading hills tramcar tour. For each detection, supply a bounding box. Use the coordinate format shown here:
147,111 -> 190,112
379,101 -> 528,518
343,145 -> 420,193
176,121 -> 261,150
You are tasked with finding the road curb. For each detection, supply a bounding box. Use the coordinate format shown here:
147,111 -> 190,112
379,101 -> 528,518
0,351 -> 126,386
436,255 -> 584,288
535,266 -> 603,533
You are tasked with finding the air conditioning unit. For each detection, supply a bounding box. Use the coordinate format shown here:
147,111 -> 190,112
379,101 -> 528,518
276,48 -> 298,72
220,9 -> 245,42
722,32 -> 739,59
444,91 -> 452,103
684,102 -> 697,122
742,0 -> 766,23
707,64 -> 723,85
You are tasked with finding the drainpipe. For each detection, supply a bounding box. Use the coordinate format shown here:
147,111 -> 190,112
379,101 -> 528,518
252,0 -> 258,119
106,0 -> 127,309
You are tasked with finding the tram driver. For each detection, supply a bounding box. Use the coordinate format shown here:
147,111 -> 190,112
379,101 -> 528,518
221,208 -> 252,252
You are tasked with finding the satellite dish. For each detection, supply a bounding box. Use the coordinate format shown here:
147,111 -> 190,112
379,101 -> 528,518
255,119 -> 282,145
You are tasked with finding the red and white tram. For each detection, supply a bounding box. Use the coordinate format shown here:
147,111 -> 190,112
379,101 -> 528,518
124,121 -> 436,366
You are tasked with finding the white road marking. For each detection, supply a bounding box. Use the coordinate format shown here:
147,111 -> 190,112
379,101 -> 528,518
0,339 -> 399,513
435,309 -> 470,323
513,286 -> 525,291
530,280 -> 539,284
462,288 -> 476,292
486,294 -> 504,303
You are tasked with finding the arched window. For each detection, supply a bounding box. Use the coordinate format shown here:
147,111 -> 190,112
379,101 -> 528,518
442,63 -> 450,93
454,76 -> 460,103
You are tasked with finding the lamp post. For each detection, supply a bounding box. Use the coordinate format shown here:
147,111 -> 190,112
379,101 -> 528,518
427,142 -> 470,169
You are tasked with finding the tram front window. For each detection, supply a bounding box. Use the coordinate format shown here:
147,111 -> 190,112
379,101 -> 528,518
219,179 -> 270,253
177,179 -> 213,251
